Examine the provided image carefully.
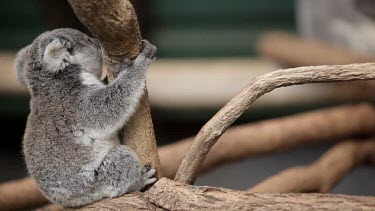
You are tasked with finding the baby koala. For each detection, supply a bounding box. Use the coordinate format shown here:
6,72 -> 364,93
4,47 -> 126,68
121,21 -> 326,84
15,28 -> 157,207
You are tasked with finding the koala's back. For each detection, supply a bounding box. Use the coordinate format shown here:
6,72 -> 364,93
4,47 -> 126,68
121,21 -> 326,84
23,80 -> 119,199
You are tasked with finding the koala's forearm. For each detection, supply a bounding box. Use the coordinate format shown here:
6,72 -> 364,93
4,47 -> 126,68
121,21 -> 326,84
80,69 -> 146,129
80,41 -> 155,130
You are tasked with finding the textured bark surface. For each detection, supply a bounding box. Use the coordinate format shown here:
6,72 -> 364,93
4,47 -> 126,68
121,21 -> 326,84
71,178 -> 375,211
161,103 -> 375,178
175,62 -> 375,184
258,31 -> 375,67
249,138 -> 375,193
67,0 -> 141,62
72,192 -> 154,211
67,0 -> 162,178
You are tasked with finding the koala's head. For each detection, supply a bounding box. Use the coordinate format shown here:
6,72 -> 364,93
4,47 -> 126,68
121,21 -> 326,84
15,28 -> 102,87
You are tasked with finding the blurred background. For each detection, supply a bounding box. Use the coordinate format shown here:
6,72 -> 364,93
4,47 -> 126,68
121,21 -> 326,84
0,0 -> 374,195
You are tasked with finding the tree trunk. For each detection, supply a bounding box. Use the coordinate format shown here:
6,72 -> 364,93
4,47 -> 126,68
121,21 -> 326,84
67,0 -> 162,178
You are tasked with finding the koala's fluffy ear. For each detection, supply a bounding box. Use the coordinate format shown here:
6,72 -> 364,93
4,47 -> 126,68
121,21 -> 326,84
42,38 -> 72,73
14,45 -> 31,86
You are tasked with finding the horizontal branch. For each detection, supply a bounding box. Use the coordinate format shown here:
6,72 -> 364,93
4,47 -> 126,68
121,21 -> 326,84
257,31 -> 375,67
74,178 -> 375,210
161,103 -> 375,178
249,138 -> 375,193
0,177 -> 48,210
175,62 -> 375,184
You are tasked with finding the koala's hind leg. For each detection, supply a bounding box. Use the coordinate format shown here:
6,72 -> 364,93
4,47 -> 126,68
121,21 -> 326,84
95,145 -> 156,198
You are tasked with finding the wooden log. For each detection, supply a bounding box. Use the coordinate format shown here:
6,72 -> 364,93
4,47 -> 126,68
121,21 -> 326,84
72,178 -> 375,211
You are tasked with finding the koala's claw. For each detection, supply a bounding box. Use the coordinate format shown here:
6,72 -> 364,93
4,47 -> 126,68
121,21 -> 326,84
144,168 -> 156,178
109,58 -> 133,74
141,163 -> 151,174
144,177 -> 157,186
140,39 -> 157,60
141,166 -> 157,187
122,58 -> 133,66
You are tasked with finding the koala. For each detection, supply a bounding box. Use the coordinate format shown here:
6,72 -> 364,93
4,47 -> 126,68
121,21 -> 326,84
15,28 -> 157,207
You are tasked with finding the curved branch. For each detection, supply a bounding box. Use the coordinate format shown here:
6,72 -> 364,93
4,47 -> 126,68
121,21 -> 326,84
249,138 -> 375,193
175,62 -> 375,184
67,0 -> 162,178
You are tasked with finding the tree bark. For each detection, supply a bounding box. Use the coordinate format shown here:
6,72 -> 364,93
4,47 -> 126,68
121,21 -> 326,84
249,138 -> 375,193
175,62 -> 375,184
67,0 -> 162,178
72,178 -> 375,211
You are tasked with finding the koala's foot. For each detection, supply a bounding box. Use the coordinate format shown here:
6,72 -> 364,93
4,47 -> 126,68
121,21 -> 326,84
141,164 -> 157,187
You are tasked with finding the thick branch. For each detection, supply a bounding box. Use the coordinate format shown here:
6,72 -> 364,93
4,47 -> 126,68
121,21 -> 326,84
249,138 -> 375,193
73,178 -> 375,210
257,31 -> 375,67
161,103 -> 375,178
67,0 -> 162,177
175,62 -> 375,184
67,0 -> 141,62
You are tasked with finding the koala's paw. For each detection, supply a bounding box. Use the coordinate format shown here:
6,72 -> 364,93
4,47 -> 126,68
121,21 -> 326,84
133,40 -> 157,69
141,164 -> 157,187
141,40 -> 157,60
109,58 -> 133,74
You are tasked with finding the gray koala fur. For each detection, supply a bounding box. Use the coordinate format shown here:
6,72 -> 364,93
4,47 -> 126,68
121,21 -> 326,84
15,28 -> 157,207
